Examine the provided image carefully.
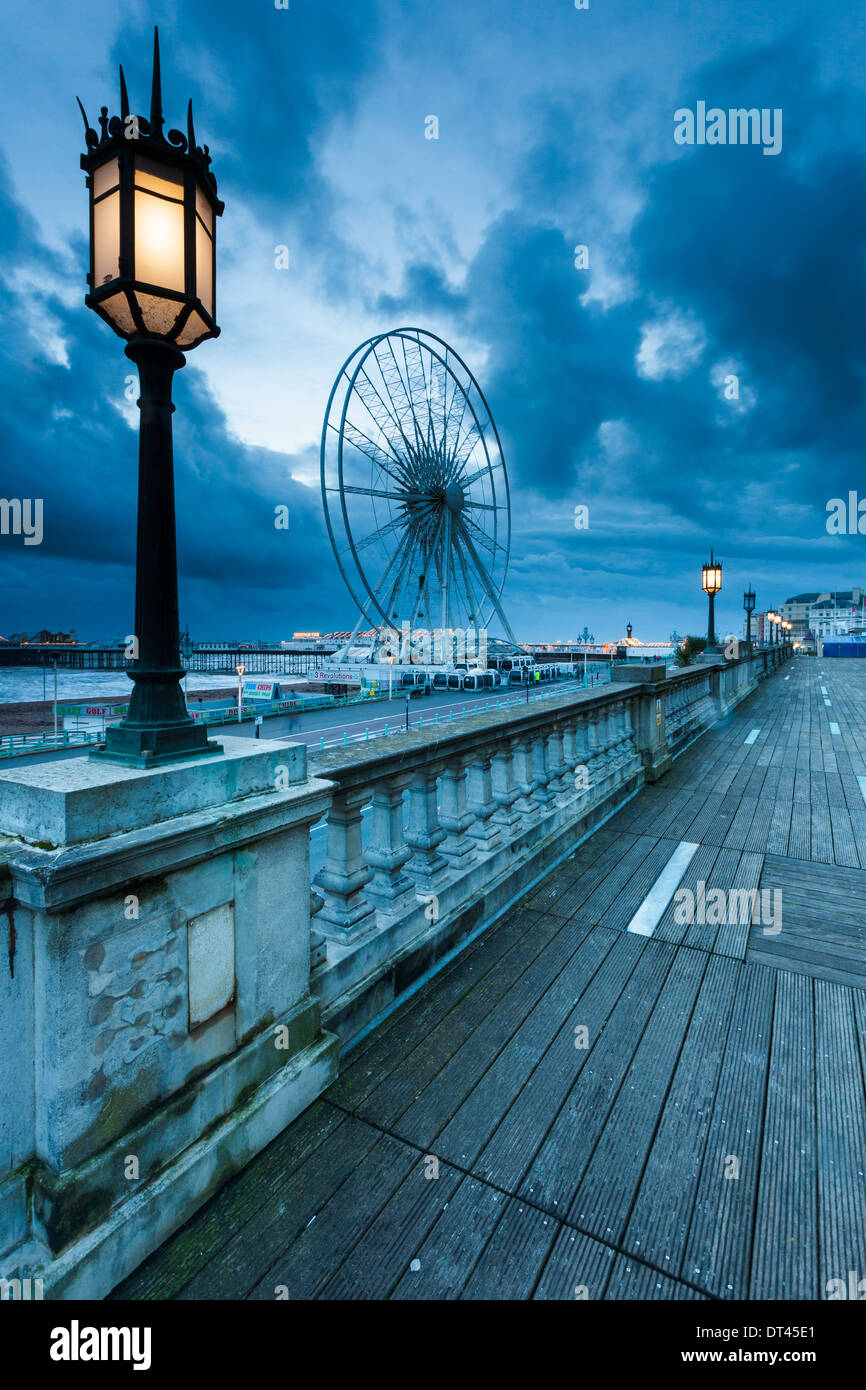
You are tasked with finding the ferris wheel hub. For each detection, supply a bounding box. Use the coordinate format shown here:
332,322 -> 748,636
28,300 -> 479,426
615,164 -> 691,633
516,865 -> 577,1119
444,481 -> 465,514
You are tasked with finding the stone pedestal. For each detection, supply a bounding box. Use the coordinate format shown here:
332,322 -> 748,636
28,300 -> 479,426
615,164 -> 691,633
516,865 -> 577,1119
0,737 -> 338,1298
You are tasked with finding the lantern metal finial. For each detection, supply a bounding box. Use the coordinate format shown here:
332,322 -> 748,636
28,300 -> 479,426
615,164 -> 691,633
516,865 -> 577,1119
187,99 -> 197,155
149,26 -> 164,138
119,65 -> 130,121
76,96 -> 98,148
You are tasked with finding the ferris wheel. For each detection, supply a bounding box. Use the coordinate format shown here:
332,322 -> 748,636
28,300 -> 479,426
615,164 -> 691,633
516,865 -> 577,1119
320,327 -> 515,641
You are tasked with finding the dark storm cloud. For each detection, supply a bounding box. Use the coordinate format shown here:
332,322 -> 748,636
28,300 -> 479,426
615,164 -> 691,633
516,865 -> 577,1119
376,28 -> 866,625
103,0 -> 384,301
0,159 -> 348,638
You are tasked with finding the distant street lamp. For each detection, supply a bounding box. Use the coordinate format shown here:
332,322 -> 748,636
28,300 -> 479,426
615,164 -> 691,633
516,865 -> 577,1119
701,551 -> 723,654
744,586 -> 755,652
81,28 -> 223,767
236,664 -> 246,723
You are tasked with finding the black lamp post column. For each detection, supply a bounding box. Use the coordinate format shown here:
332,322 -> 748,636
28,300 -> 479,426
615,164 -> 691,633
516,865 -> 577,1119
94,338 -> 219,766
707,590 -> 717,652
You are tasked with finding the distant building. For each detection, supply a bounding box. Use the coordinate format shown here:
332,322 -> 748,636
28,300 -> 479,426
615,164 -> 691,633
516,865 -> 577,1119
808,590 -> 866,640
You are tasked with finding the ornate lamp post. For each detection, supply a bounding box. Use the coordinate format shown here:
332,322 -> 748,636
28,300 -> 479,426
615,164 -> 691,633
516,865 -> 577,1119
767,610 -> 777,646
701,551 -> 722,654
80,29 -> 223,766
744,586 -> 755,652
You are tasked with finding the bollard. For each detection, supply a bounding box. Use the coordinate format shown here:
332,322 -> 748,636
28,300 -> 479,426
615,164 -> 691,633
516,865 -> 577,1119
344,732 -> 348,746
365,729 -> 369,741
436,712 -> 439,724
385,723 -> 389,735
419,715 -> 423,728
450,709 -> 453,721
320,737 -> 325,750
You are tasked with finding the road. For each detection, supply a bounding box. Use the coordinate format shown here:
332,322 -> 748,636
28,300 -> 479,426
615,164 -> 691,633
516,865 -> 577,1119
1,672 -> 611,770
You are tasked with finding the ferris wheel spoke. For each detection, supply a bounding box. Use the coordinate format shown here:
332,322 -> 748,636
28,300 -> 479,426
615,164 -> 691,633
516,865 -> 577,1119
355,363 -> 416,462
456,517 -> 516,642
340,418 -> 412,490
462,510 -> 507,558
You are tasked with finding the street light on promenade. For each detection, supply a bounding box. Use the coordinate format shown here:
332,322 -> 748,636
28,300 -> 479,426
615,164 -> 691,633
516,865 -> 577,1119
80,29 -> 223,766
767,610 -> 777,646
744,586 -> 755,652
701,551 -> 723,654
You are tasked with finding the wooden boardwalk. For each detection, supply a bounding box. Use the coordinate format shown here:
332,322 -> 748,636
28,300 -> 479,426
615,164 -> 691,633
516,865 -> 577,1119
114,657 -> 866,1301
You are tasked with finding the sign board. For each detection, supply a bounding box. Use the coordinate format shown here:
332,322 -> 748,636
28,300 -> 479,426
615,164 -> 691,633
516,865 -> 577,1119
241,680 -> 282,701
57,703 -> 128,718
656,698 -> 662,726
311,669 -> 362,685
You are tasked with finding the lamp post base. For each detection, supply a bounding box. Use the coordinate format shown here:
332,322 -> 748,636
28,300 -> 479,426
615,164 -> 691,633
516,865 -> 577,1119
91,721 -> 223,769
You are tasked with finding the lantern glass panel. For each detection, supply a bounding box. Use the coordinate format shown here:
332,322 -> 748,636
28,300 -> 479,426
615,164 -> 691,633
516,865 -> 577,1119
93,156 -> 119,199
93,176 -> 120,289
135,291 -> 184,337
99,290 -> 136,336
176,309 -> 209,348
134,157 -> 185,293
195,185 -> 213,234
195,218 -> 213,314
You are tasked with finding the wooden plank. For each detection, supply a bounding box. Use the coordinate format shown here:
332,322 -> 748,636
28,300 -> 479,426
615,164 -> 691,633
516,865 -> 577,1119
245,1130 -> 418,1300
431,927 -> 617,1170
568,947 -> 708,1242
111,1099 -> 347,1300
622,955 -> 739,1270
605,1256 -> 708,1300
516,943 -> 678,1214
355,909 -> 567,1130
532,1226 -> 617,1300
317,1158 -> 465,1299
473,932 -> 650,1195
388,1176 -> 510,1300
460,1200 -> 560,1299
388,919 -> 593,1148
815,980 -> 866,1297
175,1112 -> 384,1300
750,972 -> 818,1299
714,851 -> 764,960
681,962 -> 775,1298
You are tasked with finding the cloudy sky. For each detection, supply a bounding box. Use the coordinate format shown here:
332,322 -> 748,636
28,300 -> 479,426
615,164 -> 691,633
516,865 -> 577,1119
1,0 -> 864,643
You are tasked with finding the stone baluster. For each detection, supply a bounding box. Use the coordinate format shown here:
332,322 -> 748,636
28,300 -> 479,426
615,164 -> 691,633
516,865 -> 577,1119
314,787 -> 375,940
491,740 -> 524,835
545,725 -> 569,801
364,773 -> 414,909
406,766 -> 448,886
560,720 -> 579,802
531,732 -> 555,807
438,756 -> 477,867
511,736 -> 538,816
585,708 -> 606,784
466,749 -> 502,850
572,715 -> 593,801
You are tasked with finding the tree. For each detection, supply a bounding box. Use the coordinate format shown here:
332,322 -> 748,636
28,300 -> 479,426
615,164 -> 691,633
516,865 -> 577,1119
674,635 -> 707,667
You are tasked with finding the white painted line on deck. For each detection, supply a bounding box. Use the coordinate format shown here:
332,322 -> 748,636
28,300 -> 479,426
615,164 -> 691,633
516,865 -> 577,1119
857,776 -> 866,806
830,722 -> 841,736
744,728 -> 761,745
627,842 -> 699,938
824,698 -> 832,707
820,686 -> 827,695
